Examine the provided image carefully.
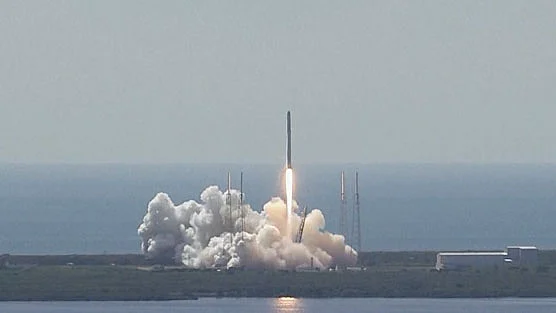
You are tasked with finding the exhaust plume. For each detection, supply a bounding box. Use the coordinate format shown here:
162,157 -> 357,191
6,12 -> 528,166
138,186 -> 357,269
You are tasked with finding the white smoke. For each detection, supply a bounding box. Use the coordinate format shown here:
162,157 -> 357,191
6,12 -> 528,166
138,186 -> 357,269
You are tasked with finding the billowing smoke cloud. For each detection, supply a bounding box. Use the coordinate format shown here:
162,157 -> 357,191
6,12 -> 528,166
138,186 -> 357,269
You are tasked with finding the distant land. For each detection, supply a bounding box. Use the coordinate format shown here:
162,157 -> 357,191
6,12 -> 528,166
2,251 -> 556,300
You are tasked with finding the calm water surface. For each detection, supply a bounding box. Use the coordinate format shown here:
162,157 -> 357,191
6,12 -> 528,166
1,298 -> 556,313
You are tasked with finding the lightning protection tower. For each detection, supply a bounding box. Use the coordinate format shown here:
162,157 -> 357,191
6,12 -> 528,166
351,171 -> 361,252
240,171 -> 244,241
340,171 -> 348,242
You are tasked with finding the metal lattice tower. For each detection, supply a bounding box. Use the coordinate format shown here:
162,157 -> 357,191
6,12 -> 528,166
351,171 -> 361,252
339,171 -> 348,242
296,206 -> 308,243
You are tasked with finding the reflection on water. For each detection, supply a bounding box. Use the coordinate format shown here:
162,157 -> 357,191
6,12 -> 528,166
2,298 -> 556,313
273,297 -> 304,313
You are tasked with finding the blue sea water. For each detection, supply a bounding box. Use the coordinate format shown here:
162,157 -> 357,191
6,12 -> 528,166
0,163 -> 555,254
1,298 -> 556,313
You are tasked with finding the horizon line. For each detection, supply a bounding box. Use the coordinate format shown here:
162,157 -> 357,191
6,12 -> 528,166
2,161 -> 556,166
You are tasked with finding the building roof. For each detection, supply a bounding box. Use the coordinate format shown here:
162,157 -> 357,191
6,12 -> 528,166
438,252 -> 507,256
507,246 -> 537,250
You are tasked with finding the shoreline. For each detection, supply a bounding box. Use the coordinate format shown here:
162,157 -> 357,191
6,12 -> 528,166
2,251 -> 556,300
3,295 -> 556,302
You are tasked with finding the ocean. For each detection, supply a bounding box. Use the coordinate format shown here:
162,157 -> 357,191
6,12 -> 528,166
1,163 -> 555,254
1,298 -> 556,313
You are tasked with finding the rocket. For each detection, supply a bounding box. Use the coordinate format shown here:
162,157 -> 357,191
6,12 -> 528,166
287,111 -> 292,168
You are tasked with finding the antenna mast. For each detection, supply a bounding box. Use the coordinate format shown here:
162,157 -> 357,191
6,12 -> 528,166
240,171 -> 244,241
340,171 -> 347,242
351,171 -> 361,252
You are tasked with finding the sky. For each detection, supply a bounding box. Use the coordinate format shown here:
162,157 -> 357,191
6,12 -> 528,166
0,1 -> 555,164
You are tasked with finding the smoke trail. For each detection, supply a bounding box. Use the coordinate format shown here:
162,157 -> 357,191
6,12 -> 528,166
138,186 -> 358,269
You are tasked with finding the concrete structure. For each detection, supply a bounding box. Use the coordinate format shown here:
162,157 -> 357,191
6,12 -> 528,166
436,246 -> 538,270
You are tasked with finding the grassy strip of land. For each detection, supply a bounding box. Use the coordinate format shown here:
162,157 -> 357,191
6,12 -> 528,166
1,251 -> 556,300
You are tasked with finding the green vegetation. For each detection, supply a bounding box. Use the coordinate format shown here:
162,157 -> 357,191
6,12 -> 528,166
2,251 -> 556,300
0,265 -> 197,301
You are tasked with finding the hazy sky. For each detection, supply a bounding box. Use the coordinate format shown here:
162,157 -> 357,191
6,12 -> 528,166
1,1 -> 555,164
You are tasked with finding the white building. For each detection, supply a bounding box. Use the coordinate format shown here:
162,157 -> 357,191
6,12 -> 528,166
436,252 -> 507,270
435,246 -> 538,270
507,246 -> 539,266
